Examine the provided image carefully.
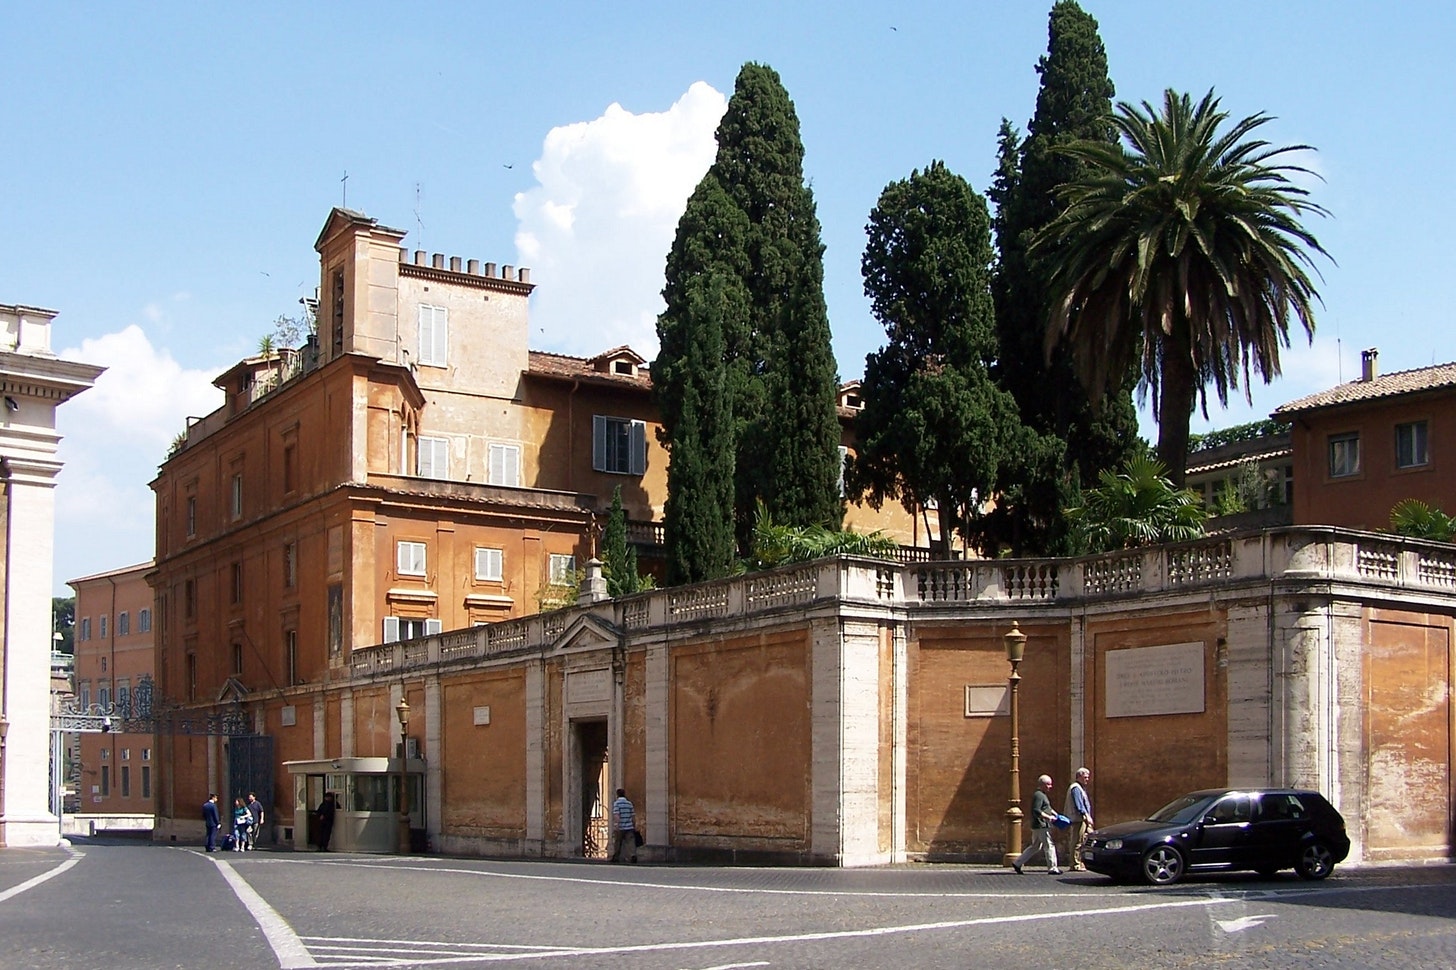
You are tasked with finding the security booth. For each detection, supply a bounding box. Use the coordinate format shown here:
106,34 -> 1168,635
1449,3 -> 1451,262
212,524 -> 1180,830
284,756 -> 425,853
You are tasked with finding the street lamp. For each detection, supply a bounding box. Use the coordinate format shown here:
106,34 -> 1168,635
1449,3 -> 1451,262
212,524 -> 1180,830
1001,621 -> 1026,867
395,696 -> 411,855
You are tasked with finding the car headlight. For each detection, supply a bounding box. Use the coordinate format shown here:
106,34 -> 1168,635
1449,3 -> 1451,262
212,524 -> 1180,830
1104,839 -> 1123,851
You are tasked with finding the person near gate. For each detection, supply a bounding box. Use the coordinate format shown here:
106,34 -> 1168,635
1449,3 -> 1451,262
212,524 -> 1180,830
202,793 -> 220,852
232,797 -> 252,851
611,788 -> 637,864
1012,774 -> 1061,875
246,791 -> 265,849
315,791 -> 337,852
1064,767 -> 1094,871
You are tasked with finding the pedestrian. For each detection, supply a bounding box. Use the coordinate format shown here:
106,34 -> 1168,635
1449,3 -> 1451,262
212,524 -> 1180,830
1064,767 -> 1094,871
202,793 -> 220,852
1013,774 -> 1061,875
610,788 -> 637,864
315,792 -> 336,852
246,791 -> 265,850
232,797 -> 252,851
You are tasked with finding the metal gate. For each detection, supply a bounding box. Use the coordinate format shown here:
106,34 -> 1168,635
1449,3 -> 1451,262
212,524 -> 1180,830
227,735 -> 274,845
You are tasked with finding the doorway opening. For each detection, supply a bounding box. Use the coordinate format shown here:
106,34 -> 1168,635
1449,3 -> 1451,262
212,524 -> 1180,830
575,720 -> 609,859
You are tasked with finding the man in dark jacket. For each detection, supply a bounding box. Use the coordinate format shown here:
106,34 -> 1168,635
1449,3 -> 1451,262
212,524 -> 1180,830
315,792 -> 336,851
202,794 -> 220,852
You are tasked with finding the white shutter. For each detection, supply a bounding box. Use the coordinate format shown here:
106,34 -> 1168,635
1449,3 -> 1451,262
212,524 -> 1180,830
630,420 -> 647,475
475,547 -> 503,581
383,616 -> 400,643
418,437 -> 449,478
418,305 -> 448,366
592,415 -> 607,472
424,618 -> 443,636
489,444 -> 520,486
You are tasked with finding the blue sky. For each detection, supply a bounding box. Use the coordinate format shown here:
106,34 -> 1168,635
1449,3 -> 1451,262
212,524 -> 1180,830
4,2 -> 1451,595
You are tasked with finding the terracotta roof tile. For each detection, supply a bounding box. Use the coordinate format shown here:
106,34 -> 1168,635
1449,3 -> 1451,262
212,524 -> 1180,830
1273,361 -> 1456,416
527,350 -> 653,390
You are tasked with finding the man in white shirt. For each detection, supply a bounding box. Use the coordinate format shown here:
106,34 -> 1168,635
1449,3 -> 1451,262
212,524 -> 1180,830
1065,767 -> 1094,871
611,788 -> 637,864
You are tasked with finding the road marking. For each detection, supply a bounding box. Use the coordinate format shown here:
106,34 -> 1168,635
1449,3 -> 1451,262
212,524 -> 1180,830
1216,914 -> 1276,933
682,963 -> 770,970
207,853 -> 318,968
0,846 -> 83,904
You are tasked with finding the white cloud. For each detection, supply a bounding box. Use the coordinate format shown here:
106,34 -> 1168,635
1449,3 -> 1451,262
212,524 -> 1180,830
514,81 -> 727,359
52,325 -> 225,589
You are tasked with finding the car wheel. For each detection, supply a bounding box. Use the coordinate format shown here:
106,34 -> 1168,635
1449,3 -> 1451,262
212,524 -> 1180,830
1296,841 -> 1334,880
1141,845 -> 1185,886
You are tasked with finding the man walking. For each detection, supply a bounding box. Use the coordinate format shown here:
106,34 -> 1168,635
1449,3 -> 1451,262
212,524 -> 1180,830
1012,775 -> 1061,875
202,793 -> 220,852
246,791 -> 265,849
611,788 -> 637,864
1065,767 -> 1094,871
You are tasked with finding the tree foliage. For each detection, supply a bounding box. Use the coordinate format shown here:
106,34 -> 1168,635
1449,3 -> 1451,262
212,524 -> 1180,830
655,62 -> 842,579
851,161 -> 1056,556
1389,499 -> 1456,542
1066,456 -> 1207,553
1034,89 -> 1330,485
743,500 -> 897,572
602,486 -> 652,597
53,596 -> 75,654
988,0 -> 1140,554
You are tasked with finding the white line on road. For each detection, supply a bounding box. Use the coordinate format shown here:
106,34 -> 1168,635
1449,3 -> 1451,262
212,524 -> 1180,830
206,852 -> 318,968
0,846 -> 84,904
682,963 -> 770,970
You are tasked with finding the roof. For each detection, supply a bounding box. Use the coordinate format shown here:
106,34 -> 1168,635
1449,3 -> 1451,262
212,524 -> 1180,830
527,350 -> 653,391
1185,446 -> 1293,478
1273,361 -> 1456,417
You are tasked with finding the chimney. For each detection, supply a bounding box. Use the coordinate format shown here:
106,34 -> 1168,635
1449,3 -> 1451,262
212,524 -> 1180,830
518,267 -> 530,284
1361,347 -> 1379,382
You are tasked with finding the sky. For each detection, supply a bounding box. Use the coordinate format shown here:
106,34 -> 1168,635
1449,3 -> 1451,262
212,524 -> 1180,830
3,1 -> 1451,596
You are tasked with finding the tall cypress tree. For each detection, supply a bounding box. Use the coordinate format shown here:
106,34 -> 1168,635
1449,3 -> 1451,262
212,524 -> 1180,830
988,1 -> 1139,554
656,62 -> 843,572
655,178 -> 747,583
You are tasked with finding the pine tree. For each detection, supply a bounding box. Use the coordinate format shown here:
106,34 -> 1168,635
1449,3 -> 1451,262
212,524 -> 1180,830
656,62 -> 843,571
853,161 -> 1058,556
988,1 -> 1139,553
601,486 -> 643,597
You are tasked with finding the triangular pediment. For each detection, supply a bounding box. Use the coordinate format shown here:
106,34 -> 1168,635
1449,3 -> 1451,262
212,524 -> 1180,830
216,676 -> 250,704
551,613 -> 620,653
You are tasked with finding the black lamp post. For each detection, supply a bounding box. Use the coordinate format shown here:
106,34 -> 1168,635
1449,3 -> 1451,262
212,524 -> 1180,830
1002,621 -> 1026,867
395,696 -> 411,855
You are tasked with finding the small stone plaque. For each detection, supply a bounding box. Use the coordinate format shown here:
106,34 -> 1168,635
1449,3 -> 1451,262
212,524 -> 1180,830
1105,641 -> 1205,718
473,705 -> 491,726
964,684 -> 1010,717
280,705 -> 296,727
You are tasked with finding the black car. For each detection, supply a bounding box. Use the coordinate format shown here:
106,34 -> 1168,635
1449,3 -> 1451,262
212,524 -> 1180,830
1081,788 -> 1350,886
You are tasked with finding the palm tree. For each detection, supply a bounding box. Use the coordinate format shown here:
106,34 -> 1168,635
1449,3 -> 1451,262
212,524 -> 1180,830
1033,89 -> 1330,485
1065,455 -> 1206,553
1389,499 -> 1456,542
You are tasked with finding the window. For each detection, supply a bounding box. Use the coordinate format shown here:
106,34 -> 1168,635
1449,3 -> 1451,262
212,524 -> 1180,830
79,683 -> 91,710
592,416 -> 647,475
417,436 -> 450,478
118,612 -> 130,636
397,541 -> 427,576
231,562 -> 243,605
283,443 -> 296,493
1328,432 -> 1360,478
1396,420 -> 1429,468
142,748 -> 151,762
121,766 -> 131,798
98,685 -> 111,710
186,653 -> 197,702
184,579 -> 195,618
286,630 -> 298,686
487,443 -> 521,487
418,304 -> 449,366
80,617 -> 91,641
231,473 -> 243,519
141,766 -> 151,799
117,684 -> 130,717
382,616 -> 443,643
549,554 -> 576,585
186,496 -> 196,537
233,643 -> 243,676
474,547 -> 504,582
100,765 -> 110,797
1208,794 -> 1252,824
283,542 -> 296,589
99,615 -> 108,639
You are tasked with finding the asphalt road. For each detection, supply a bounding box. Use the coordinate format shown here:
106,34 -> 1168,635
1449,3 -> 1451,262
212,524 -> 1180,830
2,836 -> 1454,969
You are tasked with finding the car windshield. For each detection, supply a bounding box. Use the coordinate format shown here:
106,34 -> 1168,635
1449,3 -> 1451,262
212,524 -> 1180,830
1148,793 -> 1219,824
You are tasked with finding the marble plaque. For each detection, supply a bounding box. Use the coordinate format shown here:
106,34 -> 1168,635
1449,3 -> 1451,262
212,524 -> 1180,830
964,684 -> 1010,717
1105,641 -> 1205,718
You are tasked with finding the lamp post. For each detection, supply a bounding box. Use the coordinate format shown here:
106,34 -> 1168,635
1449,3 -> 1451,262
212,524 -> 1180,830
1001,621 -> 1026,867
395,696 -> 411,855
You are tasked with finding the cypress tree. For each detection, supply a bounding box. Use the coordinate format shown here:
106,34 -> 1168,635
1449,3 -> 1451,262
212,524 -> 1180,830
602,485 -> 645,597
988,1 -> 1139,553
656,61 -> 843,573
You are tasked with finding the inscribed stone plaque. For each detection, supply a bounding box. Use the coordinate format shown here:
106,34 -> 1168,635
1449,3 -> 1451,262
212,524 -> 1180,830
964,685 -> 1010,717
1105,641 -> 1205,718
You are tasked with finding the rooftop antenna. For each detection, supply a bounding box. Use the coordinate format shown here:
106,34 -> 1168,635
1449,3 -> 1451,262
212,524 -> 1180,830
341,170 -> 348,208
413,182 -> 424,250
